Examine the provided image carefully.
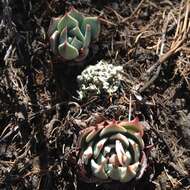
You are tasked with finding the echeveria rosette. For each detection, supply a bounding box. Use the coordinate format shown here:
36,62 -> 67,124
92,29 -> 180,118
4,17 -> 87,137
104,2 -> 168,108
48,7 -> 100,62
77,118 -> 147,183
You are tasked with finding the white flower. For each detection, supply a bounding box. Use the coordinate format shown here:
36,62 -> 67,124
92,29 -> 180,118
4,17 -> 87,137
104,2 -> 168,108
77,60 -> 124,99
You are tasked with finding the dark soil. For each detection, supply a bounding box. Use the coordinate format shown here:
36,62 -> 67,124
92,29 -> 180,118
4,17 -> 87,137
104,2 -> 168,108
0,0 -> 190,189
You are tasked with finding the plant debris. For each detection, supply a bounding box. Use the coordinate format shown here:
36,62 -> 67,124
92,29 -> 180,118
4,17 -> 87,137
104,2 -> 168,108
0,0 -> 190,190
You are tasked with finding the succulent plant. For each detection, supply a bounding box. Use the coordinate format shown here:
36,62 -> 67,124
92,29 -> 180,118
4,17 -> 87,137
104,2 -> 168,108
77,118 -> 147,183
48,7 -> 100,61
77,60 -> 124,99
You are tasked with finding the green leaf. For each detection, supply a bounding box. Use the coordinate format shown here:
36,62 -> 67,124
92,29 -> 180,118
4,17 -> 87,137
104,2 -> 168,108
57,13 -> 78,32
48,17 -> 60,37
50,30 -> 60,54
120,118 -> 144,137
59,27 -> 67,44
99,125 -> 127,137
70,25 -> 85,42
58,42 -> 79,60
68,7 -> 84,26
123,125 -> 143,136
81,17 -> 100,40
71,37 -> 83,50
83,24 -> 91,48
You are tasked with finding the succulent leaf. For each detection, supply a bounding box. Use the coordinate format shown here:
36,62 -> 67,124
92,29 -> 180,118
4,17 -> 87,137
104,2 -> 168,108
97,153 -> 107,163
68,7 -> 84,26
109,154 -> 120,166
78,127 -> 95,151
48,17 -> 60,37
70,25 -> 85,42
124,130 -> 144,150
91,159 -> 108,180
109,167 -> 127,181
115,140 -> 126,166
81,17 -> 100,40
103,146 -> 112,155
120,118 -> 144,137
83,24 -> 91,48
50,31 -> 60,54
94,138 -> 107,159
123,151 -> 132,166
99,125 -> 127,137
77,118 -> 146,183
127,162 -> 140,180
57,13 -> 78,32
82,142 -> 93,165
110,133 -> 129,148
128,139 -> 141,163
71,37 -> 83,50
85,125 -> 104,143
58,42 -> 79,60
59,27 -> 67,44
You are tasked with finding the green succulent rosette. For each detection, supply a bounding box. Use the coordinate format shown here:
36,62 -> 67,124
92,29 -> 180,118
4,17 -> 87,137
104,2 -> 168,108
48,7 -> 100,61
77,118 -> 146,183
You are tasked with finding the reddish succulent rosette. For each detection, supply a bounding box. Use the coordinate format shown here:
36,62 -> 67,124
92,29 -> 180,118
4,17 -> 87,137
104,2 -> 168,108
77,118 -> 147,183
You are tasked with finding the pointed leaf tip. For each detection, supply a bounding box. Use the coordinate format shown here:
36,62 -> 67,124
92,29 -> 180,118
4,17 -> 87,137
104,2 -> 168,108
94,138 -> 107,159
82,143 -> 93,164
121,117 -> 144,137
91,159 -> 108,180
100,124 -> 126,137
81,17 -> 100,40
50,30 -> 60,54
48,17 -> 60,37
68,6 -> 84,25
83,24 -> 91,48
115,140 -> 125,166
58,42 -> 79,60
57,13 -> 78,32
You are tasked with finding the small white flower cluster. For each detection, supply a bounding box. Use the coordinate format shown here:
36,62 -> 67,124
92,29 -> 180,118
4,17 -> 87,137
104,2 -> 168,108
77,60 -> 124,99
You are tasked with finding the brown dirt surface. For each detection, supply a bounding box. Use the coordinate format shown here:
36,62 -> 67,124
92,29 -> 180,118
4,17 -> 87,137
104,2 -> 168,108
0,0 -> 190,189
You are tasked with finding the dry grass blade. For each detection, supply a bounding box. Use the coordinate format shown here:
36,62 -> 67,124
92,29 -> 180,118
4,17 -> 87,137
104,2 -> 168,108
138,0 -> 190,93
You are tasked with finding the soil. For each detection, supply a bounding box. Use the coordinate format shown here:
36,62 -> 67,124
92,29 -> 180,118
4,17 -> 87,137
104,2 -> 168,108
0,0 -> 190,190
